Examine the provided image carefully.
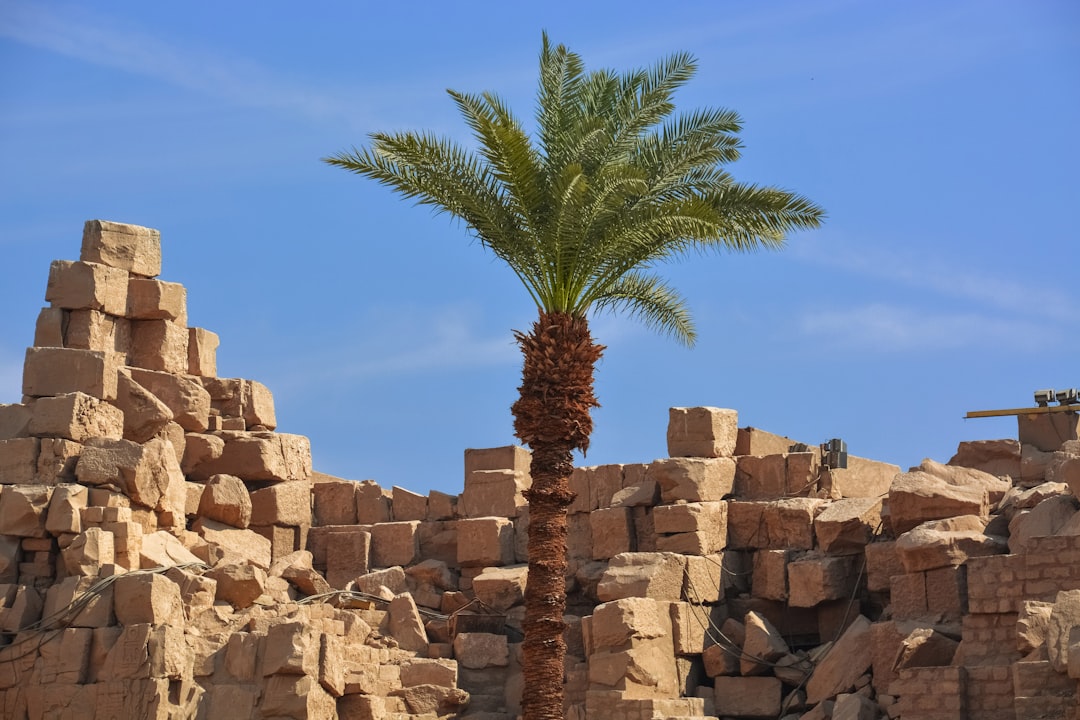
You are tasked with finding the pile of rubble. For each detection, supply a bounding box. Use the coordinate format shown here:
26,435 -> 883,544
0,220 -> 1079,720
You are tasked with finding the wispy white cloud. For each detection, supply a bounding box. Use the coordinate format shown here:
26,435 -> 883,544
798,303 -> 1052,352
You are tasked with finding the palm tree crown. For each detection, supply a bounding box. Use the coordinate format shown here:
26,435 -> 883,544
323,33 -> 823,346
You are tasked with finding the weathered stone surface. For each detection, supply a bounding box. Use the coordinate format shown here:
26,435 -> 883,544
916,457 -> 1012,504
126,278 -> 186,321
1019,411 -> 1080,453
113,572 -> 185,626
460,469 -> 528,519
814,497 -> 883,554
200,377 -> 277,430
752,549 -> 791,601
0,437 -> 39,485
820,455 -> 899,499
62,527 -> 115,576
1048,589 -> 1080,673
388,592 -> 429,652
35,437 -> 80,485
196,518 -> 273,569
896,515 -> 1007,572
249,481 -> 310,527
45,483 -> 87,535
1008,494 -> 1080,553
457,516 -> 515,567
667,407 -> 738,458
653,501 -> 727,556
45,259 -> 128,315
139,529 -> 203,568
207,563 -> 267,609
0,583 -> 44,633
806,614 -> 873,704
590,506 -> 635,560
42,575 -> 114,627
0,404 -> 31,441
714,676 -> 782,717
81,219 -> 161,277
187,431 -> 311,483
197,474 -> 252,529
1018,600 -> 1054,654
728,498 -> 823,550
311,478 -> 358,525
325,528 -> 370,589
76,437 -> 186,519
187,327 -> 219,377
355,565 -> 407,596
949,438 -> 1021,479
23,347 -> 122,401
894,627 -> 958,669
64,309 -> 130,354
741,610 -> 789,675
473,565 -> 528,612
129,318 -> 190,376
355,479 -> 392,524
596,552 -> 687,602
888,471 -> 989,535
127,368 -> 211,432
453,632 -> 508,669
28,392 -> 123,442
735,452 -> 820,499
0,485 -> 51,537
370,520 -> 419,568
390,485 -> 427,522
648,457 -> 735,503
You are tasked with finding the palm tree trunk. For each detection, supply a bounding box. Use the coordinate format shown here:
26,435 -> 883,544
512,311 -> 603,720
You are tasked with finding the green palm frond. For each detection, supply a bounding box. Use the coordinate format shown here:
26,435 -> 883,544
325,33 -> 824,342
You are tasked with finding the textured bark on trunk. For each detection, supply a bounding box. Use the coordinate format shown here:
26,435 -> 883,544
512,311 -> 603,720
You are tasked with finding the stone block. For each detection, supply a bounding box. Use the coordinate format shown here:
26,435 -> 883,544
138,529 -> 202,568
77,437 -> 186,517
457,516 -> 515,567
1019,411 -> 1080,453
752,549 -> 791,601
741,609 -> 789,675
654,501 -> 727,555
129,319 -> 189,374
727,498 -> 823,550
186,431 -> 311,483
392,485 -> 428,521
0,583 -> 43,633
23,347 -> 122,401
186,327 -> 219,377
0,486 -> 51,537
206,562 -> 267,609
949,438 -> 1021,479
27,391 -> 122,442
311,478 -> 358,525
353,479 -> 392,524
473,564 -> 528,612
81,219 -> 162,277
669,601 -> 723,655
814,497 -> 883,554
805,614 -> 873,704
460,469 -> 528,518
62,527 -> 115,576
33,306 -> 64,347
0,438 -> 38,485
201,377 -> 277,430
126,278 -> 186,321
115,370 -> 173,443
787,552 -> 858,608
714,676 -> 782,717
45,259 -> 128,315
682,553 -> 724,604
897,515 -> 1006,572
64,309 -> 130,354
464,445 -> 531,475
371,521 -> 420,568
195,518 -> 273,569
0,404 -> 31,441
113,572 -> 184,626
325,528 -> 370,589
819,455 -> 899,500
197,473 -> 252,528
1009,494 -> 1079,554
45,483 -> 87,536
865,540 -> 903,593
386,592 -> 429,652
127,368 -> 210,432
667,406 -> 738,458
43,575 -> 114,627
590,506 -> 635,560
355,565 -> 406,596
35,437 -> 80,485
250,481 -> 311,527
596,552 -> 687,602
253,524 -> 303,562
735,452 -> 820,499
427,490 -> 457,520
888,471 -> 989,535
916,458 -> 1012,504
648,457 -> 735,503
453,632 -> 508,669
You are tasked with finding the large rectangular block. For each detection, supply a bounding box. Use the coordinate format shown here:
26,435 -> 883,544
185,432 -> 310,483
325,528 -> 371,589
590,506 -> 634,560
456,517 -> 516,568
36,438 -> 81,485
787,553 -> 858,608
45,260 -> 128,315
820,455 -> 899,499
355,480 -> 391,524
734,452 -> 819,499
1018,411 -> 1080,453
667,407 -> 738,458
0,438 -> 39,485
734,427 -> 801,456
187,328 -> 219,377
727,498 -> 823,550
648,457 -> 735,503
714,676 -> 782,717
464,445 -> 531,475
128,368 -> 210,432
370,521 -> 420,568
33,307 -> 64,348
65,310 -> 130,354
28,392 -> 123,442
654,501 -> 728,556
249,481 -> 311,527
311,479 -> 357,525
460,469 -> 528,518
22,347 -> 122,401
129,319 -> 189,374
199,378 -> 276,430
81,220 -> 161,278
0,405 -> 31,441
126,278 -> 186,321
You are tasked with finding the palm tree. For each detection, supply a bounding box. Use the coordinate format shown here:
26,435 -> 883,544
324,33 -> 823,720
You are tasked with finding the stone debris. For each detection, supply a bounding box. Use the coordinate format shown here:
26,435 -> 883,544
0,220 -> 1079,719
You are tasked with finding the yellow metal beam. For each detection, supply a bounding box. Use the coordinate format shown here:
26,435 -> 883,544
965,405 -> 1080,419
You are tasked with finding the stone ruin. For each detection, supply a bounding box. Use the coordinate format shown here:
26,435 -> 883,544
0,219 -> 1079,720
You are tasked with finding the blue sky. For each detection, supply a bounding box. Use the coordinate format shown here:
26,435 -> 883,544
1,1 -> 1077,495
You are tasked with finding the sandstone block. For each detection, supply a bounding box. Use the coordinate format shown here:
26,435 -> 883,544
81,219 -> 162,277
596,552 -> 687,602
428,490 -> 457,520
714,676 -> 782,717
735,451 -> 820,499
355,565 -> 407,596
453,632 -> 508,669
113,572 -> 184,626
260,620 -> 319,676
590,506 -> 635,560
201,377 -> 277,430
33,306 -> 64,347
727,498 -> 823,550
355,479 -> 392,524
752,549 -> 791,601
814,497 -> 883,554
35,437 -> 80,485
0,583 -> 44,633
464,445 -> 531,475
460,469 -> 528,518
473,564 -> 528,612
43,575 -> 114,627
806,614 -> 873,704
0,404 -> 32,441
325,528 -> 370,589
186,431 -> 311,483
1009,494 -> 1079,553
896,515 -> 1007,572
741,609 -> 789,675
207,562 -> 267,609
28,391 -> 122,442
62,527 -> 115,575
139,529 -> 202,568
250,481 -> 311,527
127,368 -> 210,432
457,517 -> 515,567
391,485 -> 428,521
186,328 -> 219,377
609,479 -> 659,508
129,319 -> 189,374
126,278 -> 186,321
819,455 -> 899,499
114,370 -> 173,443
77,437 -> 186,516
888,471 -> 989,535
0,485 -> 51,537
949,438 -> 1021,479
370,520 -> 420,568
588,597 -> 673,652
648,457 -> 735,503
312,479 -> 358,525
197,473 -> 252,528
1048,589 -> 1080,674
787,552 -> 858,608
45,259 -> 128,315
23,347 -> 122,401
45,483 -> 87,535
388,592 -> 429,652
865,540 -> 903,593
916,458 -> 1012,504
683,553 -> 724,604
0,437 -> 38,485
654,501 -> 727,555
667,406 -> 738,458
196,518 -> 272,569
1020,411 -> 1080,453
64,309 -> 131,354
669,601 -> 722,655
